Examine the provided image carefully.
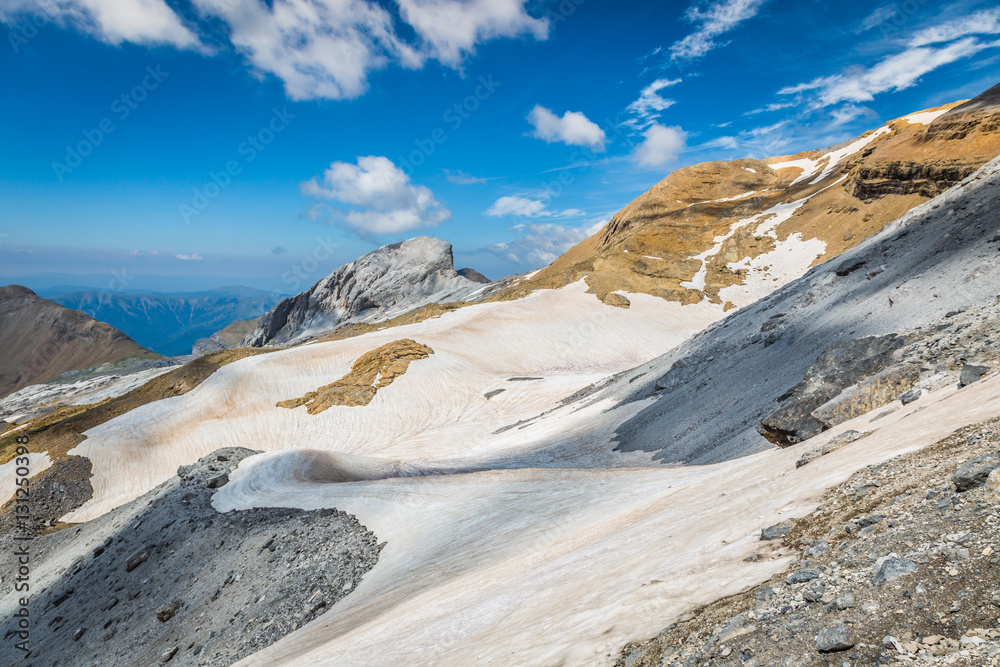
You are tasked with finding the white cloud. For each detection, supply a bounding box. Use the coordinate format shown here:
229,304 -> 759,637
0,0 -> 201,48
484,196 -> 586,219
743,100 -> 797,116
669,0 -> 769,61
626,78 -> 681,128
444,169 -> 487,185
302,155 -> 450,235
395,0 -> 548,67
527,105 -> 607,150
175,253 -> 203,260
633,123 -> 687,168
859,5 -> 897,33
487,222 -> 597,266
2,0 -> 546,101
778,37 -> 1000,106
485,196 -> 547,218
909,8 -> 1000,47
191,0 -> 419,101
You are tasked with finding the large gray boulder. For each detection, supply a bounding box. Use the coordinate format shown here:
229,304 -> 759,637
953,452 -> 1000,491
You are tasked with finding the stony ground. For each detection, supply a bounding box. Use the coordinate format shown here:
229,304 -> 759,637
616,413 -> 1000,667
0,447 -> 382,667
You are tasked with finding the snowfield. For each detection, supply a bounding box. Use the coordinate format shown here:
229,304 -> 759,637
213,374 -> 1000,666
65,281 -> 726,523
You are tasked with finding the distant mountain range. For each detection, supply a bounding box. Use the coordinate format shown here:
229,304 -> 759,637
50,287 -> 283,356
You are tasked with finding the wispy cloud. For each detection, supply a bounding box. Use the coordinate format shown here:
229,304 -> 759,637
779,37 -> 1000,107
625,78 -> 681,129
780,10 -> 1000,108
175,253 -> 203,261
444,169 -> 488,185
668,0 -> 769,61
302,155 -> 450,235
484,195 -> 585,219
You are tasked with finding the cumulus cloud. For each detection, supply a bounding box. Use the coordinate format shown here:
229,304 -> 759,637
0,0 -> 201,48
302,155 -> 450,235
396,0 -> 548,67
668,0 -> 769,61
487,221 -> 602,266
1,0 -> 547,101
625,78 -> 681,128
527,105 -> 607,150
633,123 -> 687,168
175,253 -> 203,260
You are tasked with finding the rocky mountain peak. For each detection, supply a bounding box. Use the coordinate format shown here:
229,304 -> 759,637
244,236 -> 491,347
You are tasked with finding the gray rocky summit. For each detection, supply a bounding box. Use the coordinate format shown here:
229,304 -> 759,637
244,236 -> 492,347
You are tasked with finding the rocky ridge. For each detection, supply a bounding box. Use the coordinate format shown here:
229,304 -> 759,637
243,237 -> 493,347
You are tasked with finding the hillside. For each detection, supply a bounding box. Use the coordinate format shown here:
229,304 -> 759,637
0,285 -> 155,399
503,83 -> 1000,309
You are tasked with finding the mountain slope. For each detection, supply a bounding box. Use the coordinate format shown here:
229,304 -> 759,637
504,83 -> 1000,309
599,155 -> 1000,465
244,236 -> 493,347
0,285 -> 154,398
51,288 -> 281,356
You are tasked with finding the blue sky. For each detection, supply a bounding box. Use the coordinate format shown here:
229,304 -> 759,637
1,0 -> 998,294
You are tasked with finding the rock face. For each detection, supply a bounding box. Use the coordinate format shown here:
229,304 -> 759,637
277,338 -> 434,412
500,83 -> 1000,309
0,285 -> 155,399
244,237 -> 490,347
757,334 -> 915,446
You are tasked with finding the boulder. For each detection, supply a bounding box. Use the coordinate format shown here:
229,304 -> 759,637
959,364 -> 989,387
873,558 -> 918,585
953,452 -> 1000,491
987,468 -> 1000,504
760,520 -> 794,541
816,623 -> 855,652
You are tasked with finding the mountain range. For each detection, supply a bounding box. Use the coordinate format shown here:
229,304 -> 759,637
50,287 -> 283,356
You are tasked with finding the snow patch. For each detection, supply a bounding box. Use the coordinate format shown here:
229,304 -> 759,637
903,109 -> 949,125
